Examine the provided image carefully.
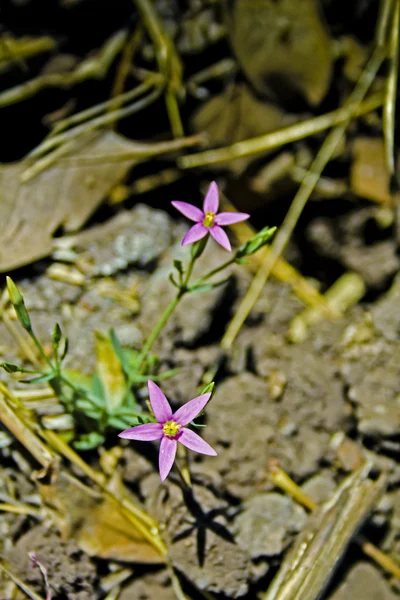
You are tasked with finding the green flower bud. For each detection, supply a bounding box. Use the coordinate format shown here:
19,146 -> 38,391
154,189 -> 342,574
6,277 -> 31,331
236,226 -> 277,259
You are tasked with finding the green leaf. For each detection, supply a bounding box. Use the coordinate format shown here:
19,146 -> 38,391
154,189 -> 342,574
189,421 -> 207,428
62,368 -> 92,392
73,432 -> 105,450
6,277 -> 31,331
109,329 -> 130,375
52,323 -> 62,348
75,398 -> 102,413
108,415 -> 139,429
169,273 -> 180,288
22,372 -> 55,384
236,226 -> 277,258
129,368 -> 179,383
120,390 -> 138,410
79,408 -> 103,420
188,283 -> 214,293
94,331 -> 127,413
60,336 -> 69,361
200,381 -> 215,397
191,277 -> 231,293
52,323 -> 63,364
173,259 -> 184,275
0,362 -> 37,374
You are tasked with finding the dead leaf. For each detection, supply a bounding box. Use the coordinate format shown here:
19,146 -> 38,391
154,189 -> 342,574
225,0 -> 333,105
39,471 -> 164,564
192,84 -> 290,173
94,331 -> 126,413
0,129 -> 198,272
351,137 -> 399,205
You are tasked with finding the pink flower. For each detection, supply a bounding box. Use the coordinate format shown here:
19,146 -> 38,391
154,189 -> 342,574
119,381 -> 217,481
171,181 -> 250,251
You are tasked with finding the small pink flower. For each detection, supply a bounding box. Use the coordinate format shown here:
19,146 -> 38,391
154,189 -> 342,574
172,181 -> 250,252
119,381 -> 217,481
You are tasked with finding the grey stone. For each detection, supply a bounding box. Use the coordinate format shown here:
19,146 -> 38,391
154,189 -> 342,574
234,493 -> 307,558
328,562 -> 398,600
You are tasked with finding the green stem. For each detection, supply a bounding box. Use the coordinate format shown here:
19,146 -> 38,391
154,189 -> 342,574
136,254 -> 198,372
27,327 -> 54,372
137,294 -> 181,372
192,255 -> 236,287
183,255 -> 196,287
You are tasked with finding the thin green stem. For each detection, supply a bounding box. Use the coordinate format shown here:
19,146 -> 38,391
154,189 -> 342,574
136,254 -> 198,372
27,327 -> 54,372
193,256 -> 236,287
183,255 -> 196,287
137,294 -> 181,372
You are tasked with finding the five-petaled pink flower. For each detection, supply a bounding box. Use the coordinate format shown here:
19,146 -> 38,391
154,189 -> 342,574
119,381 -> 217,481
172,181 -> 250,251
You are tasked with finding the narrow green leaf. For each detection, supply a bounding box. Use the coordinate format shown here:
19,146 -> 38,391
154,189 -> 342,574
169,273 -> 180,288
173,259 -> 184,275
129,368 -> 179,383
188,283 -> 214,293
52,323 -> 62,348
22,372 -> 54,384
94,331 -> 127,413
73,432 -> 105,450
108,416 -> 139,429
236,226 -> 277,258
0,362 -> 37,374
200,381 -> 215,396
60,336 -> 69,361
110,329 -> 130,374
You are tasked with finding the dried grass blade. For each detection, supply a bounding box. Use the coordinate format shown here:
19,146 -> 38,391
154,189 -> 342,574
383,0 -> 400,186
222,197 -> 340,319
178,93 -> 383,169
0,562 -> 46,600
263,467 -> 386,600
221,47 -> 385,349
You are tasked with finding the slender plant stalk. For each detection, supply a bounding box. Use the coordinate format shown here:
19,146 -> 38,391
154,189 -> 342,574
137,254 -> 197,370
137,295 -> 181,372
221,46 -> 385,349
136,248 -> 238,371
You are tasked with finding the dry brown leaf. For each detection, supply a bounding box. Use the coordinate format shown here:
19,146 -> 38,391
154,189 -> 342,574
0,129 -> 197,272
38,471 -> 164,564
0,131 -> 138,272
225,0 -> 333,106
351,137 -> 399,205
192,84 -> 290,173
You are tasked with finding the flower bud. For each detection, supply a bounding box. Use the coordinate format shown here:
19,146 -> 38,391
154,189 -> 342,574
6,277 -> 31,331
236,226 -> 276,259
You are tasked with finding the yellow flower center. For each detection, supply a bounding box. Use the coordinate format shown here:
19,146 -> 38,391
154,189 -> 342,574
203,211 -> 215,228
162,420 -> 181,438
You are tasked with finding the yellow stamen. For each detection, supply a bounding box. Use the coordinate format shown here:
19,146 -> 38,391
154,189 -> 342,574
203,211 -> 215,228
162,420 -> 181,438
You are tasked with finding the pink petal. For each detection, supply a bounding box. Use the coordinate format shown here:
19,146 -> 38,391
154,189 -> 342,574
179,428 -> 217,456
159,436 -> 177,481
148,380 -> 172,423
203,181 -> 219,213
214,212 -> 250,226
210,225 -> 231,251
118,422 -> 163,441
171,201 -> 203,222
173,393 -> 211,426
181,223 -> 208,246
